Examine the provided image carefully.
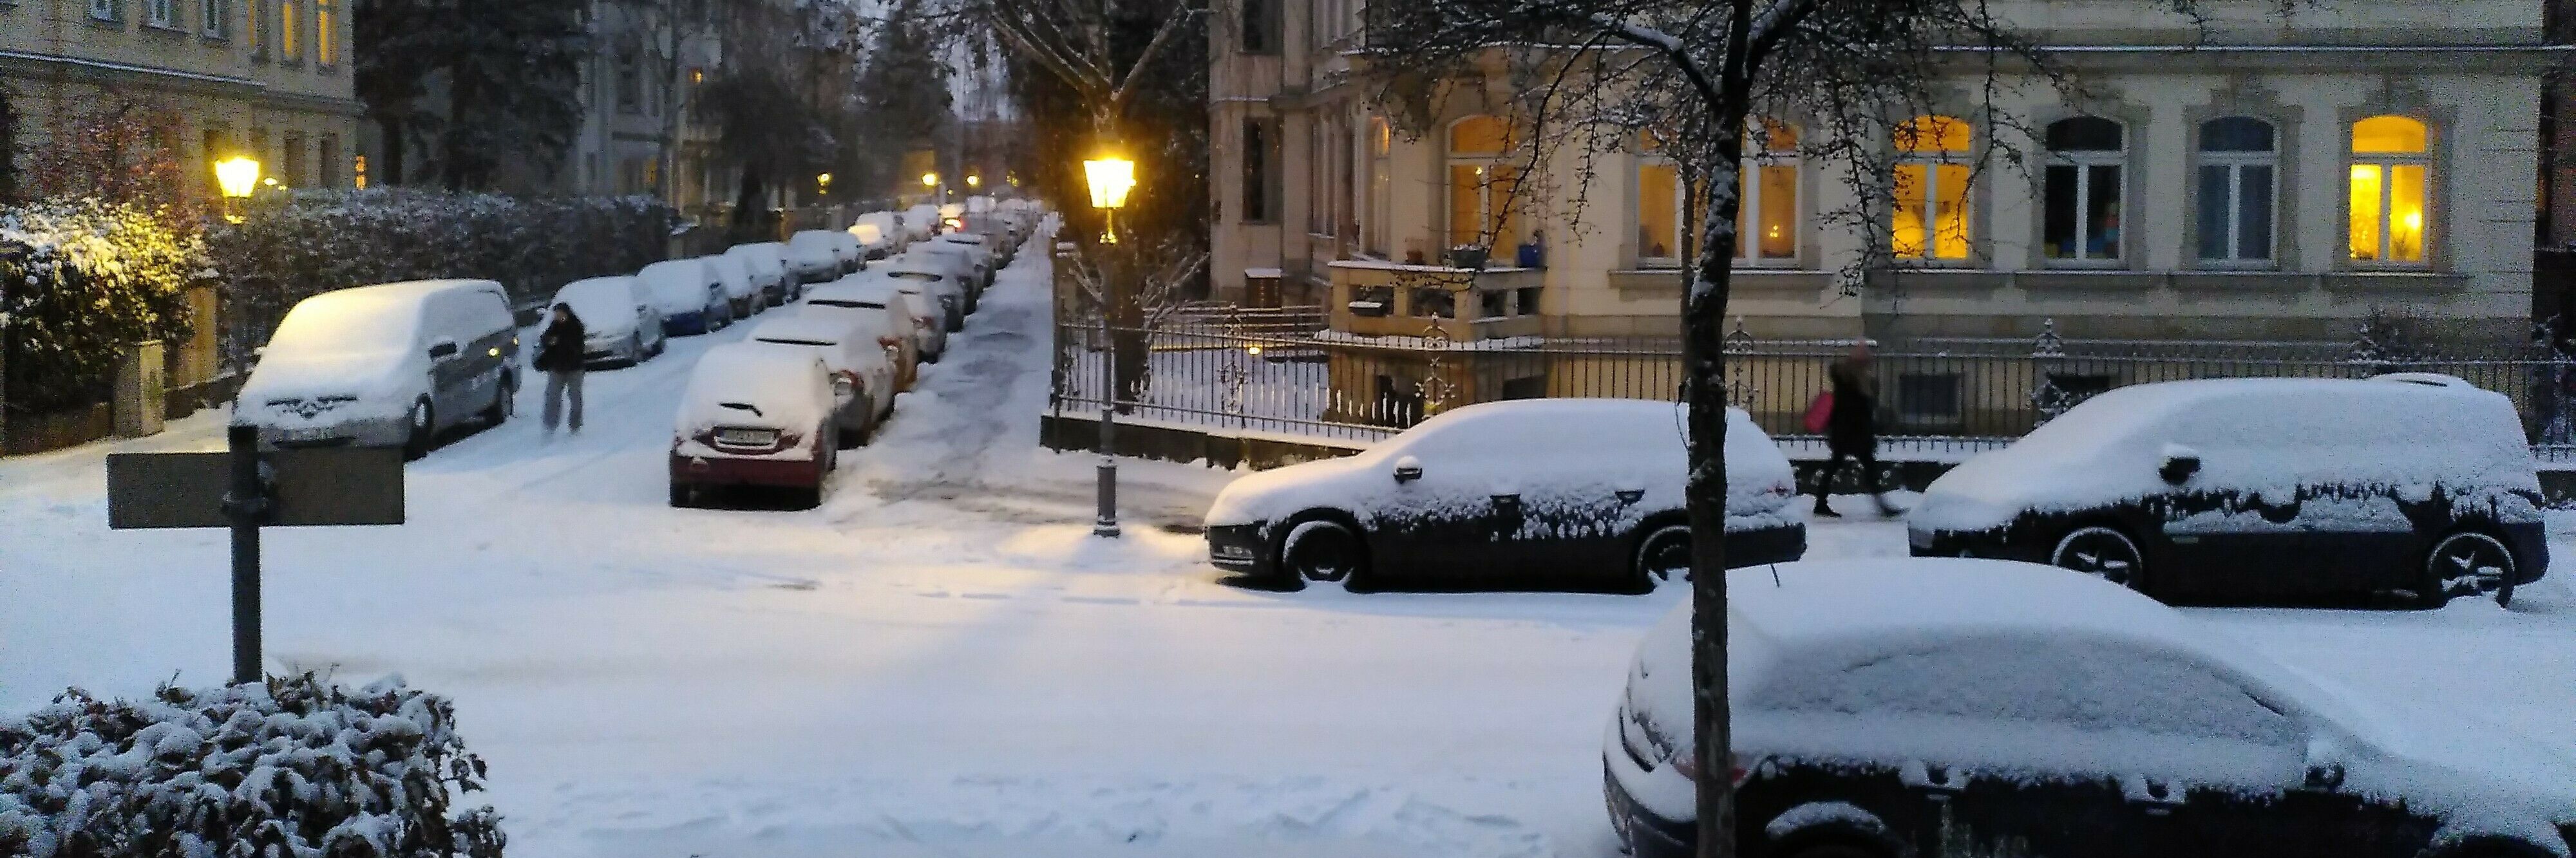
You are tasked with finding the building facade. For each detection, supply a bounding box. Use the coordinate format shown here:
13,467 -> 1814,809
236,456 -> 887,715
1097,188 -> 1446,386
2,0 -> 365,194
1210,0 -> 2562,349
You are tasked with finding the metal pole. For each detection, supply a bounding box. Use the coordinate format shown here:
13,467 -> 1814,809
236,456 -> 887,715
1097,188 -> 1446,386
222,424 -> 268,685
1095,306 -> 1121,538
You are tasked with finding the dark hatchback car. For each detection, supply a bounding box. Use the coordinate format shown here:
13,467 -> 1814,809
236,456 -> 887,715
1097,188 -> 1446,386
1608,560 -> 2576,858
1906,375 -> 2546,606
1200,399 -> 1805,592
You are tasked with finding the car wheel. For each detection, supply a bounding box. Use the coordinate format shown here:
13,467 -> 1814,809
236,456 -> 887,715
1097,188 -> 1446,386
402,398 -> 435,460
2422,530 -> 2517,608
1280,519 -> 1367,590
1633,523 -> 1692,593
2050,525 -> 2146,592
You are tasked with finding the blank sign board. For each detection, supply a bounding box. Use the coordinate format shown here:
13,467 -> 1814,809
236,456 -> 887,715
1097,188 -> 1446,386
107,447 -> 406,529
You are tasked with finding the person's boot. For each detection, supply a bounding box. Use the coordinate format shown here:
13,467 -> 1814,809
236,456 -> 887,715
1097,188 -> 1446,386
1812,496 -> 1842,518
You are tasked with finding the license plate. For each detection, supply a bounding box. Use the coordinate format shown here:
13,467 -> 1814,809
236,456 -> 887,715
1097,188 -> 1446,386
716,428 -> 779,447
284,427 -> 336,442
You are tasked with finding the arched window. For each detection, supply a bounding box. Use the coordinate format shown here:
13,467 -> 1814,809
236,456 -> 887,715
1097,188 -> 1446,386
2348,115 -> 2429,264
1893,115 -> 1971,261
2042,117 -> 2125,263
1446,115 -> 1522,254
1634,119 -> 1799,266
2195,117 -> 2276,265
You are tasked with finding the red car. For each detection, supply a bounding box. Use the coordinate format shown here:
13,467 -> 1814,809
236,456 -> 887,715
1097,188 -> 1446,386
669,342 -> 840,509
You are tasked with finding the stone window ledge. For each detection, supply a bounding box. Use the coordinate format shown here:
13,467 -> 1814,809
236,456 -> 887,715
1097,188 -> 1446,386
1611,268 -> 1832,303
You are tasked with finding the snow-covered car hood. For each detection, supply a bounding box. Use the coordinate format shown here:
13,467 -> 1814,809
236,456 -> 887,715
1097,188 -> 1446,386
2304,681 -> 2576,846
236,351 -> 421,424
1202,449 -> 1388,527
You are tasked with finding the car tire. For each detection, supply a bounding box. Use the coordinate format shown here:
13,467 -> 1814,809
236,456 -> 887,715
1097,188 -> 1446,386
1633,523 -> 1692,593
1279,518 -> 1367,590
2421,530 -> 2517,608
2049,525 -> 2147,592
402,398 -> 435,460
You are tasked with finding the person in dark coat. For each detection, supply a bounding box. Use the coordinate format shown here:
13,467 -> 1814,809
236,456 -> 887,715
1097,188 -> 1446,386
1815,343 -> 1895,517
536,304 -> 586,434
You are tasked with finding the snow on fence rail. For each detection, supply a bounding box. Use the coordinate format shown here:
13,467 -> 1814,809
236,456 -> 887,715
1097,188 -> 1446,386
1051,315 -> 2576,462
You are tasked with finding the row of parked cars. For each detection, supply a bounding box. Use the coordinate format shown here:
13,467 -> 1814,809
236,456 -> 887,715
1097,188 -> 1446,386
667,202 -> 1046,508
228,198 -> 1040,458
1193,375 -> 2568,857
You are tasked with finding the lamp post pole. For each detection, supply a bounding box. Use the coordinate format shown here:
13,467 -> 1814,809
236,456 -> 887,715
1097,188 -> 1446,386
1081,156 -> 1135,539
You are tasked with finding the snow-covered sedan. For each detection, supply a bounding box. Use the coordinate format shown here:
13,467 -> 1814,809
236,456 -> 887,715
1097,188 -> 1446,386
725,242 -> 794,306
638,258 -> 731,335
800,279 -> 922,391
549,275 -> 665,367
236,279 -> 520,458
748,311 -> 897,447
784,230 -> 847,284
879,258 -> 966,332
1907,375 -> 2548,607
670,342 -> 840,510
1202,399 -> 1804,592
705,253 -> 762,319
1606,558 -> 2576,858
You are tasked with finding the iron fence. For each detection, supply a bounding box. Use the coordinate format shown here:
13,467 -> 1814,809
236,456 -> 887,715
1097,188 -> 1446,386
1050,311 -> 2576,462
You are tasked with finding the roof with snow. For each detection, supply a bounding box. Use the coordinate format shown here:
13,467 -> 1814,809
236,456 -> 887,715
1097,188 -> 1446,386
750,312 -> 859,345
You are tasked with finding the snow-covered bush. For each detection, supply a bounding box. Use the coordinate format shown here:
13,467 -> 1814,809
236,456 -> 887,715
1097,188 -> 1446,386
207,189 -> 674,365
0,673 -> 504,858
0,199 -> 205,415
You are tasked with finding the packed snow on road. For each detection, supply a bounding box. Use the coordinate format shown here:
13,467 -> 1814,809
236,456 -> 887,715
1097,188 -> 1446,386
6,239 -> 2575,858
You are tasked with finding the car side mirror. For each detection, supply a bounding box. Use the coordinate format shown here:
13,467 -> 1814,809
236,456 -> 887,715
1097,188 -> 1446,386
2159,444 -> 2201,485
427,339 -> 459,359
1392,455 -> 1423,484
2302,734 -> 2346,790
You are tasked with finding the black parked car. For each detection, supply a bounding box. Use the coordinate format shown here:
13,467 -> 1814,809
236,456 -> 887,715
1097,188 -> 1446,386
1906,375 -> 2546,606
1201,399 -> 1806,592
1608,559 -> 2576,858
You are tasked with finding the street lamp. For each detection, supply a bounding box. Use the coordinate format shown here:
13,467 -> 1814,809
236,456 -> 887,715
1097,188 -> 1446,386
966,174 -> 981,189
817,172 -> 832,194
1081,154 -> 1137,538
214,156 -> 261,223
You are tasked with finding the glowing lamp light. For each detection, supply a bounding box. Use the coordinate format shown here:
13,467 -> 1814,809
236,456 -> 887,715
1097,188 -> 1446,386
967,174 -> 981,188
817,173 -> 833,189
214,157 -> 262,199
2401,210 -> 2423,230
1082,158 -> 1135,210
922,172 -> 940,188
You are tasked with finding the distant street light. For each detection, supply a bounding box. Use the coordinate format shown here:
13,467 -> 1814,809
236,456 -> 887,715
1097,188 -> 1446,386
817,172 -> 833,192
922,172 -> 938,188
966,174 -> 981,189
1080,154 -> 1137,539
214,156 -> 261,223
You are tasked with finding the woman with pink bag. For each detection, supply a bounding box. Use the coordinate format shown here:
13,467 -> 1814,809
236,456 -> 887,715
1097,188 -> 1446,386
1810,343 -> 1896,517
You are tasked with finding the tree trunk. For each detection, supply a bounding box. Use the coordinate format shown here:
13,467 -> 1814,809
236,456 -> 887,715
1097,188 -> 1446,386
378,115 -> 406,187
1693,10 -> 1759,852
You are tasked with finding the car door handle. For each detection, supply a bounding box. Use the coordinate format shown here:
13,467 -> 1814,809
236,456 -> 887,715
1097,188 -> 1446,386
1490,493 -> 1521,508
1615,489 -> 1645,505
2120,775 -> 2188,808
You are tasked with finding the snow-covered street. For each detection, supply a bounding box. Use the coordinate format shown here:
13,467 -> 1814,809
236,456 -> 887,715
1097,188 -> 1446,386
6,241 -> 2575,857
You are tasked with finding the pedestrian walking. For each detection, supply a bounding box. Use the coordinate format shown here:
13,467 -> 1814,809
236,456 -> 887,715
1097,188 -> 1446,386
1814,342 -> 1895,517
536,304 -> 586,434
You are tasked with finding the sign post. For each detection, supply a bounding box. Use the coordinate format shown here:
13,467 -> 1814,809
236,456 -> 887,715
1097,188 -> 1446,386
108,429 -> 405,686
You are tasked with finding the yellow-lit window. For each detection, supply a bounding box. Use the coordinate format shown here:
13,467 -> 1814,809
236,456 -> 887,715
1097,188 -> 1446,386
1635,120 -> 1797,266
1365,116 -> 1390,257
2348,115 -> 2429,265
1446,115 -> 1521,254
1893,115 -> 1971,261
279,0 -> 298,61
315,0 -> 334,65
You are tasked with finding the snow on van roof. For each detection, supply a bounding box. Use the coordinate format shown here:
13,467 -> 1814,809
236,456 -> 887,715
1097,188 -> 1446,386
339,279 -> 504,301
1911,377 -> 2541,533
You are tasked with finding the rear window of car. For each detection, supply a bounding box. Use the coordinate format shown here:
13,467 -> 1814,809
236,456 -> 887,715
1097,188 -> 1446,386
1757,637 -> 2297,746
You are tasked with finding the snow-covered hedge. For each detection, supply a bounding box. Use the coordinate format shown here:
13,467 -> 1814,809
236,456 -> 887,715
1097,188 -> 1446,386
0,200 -> 205,415
0,674 -> 506,858
207,190 -> 674,364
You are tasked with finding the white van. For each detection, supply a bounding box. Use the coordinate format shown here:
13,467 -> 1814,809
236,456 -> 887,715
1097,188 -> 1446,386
236,279 -> 521,457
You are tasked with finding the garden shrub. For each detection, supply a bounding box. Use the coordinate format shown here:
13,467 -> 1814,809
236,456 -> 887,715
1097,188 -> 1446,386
0,200 -> 204,416
0,673 -> 505,858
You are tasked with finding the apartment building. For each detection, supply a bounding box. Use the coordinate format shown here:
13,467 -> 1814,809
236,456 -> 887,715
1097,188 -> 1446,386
1210,0 -> 2561,348
1,0 -> 365,194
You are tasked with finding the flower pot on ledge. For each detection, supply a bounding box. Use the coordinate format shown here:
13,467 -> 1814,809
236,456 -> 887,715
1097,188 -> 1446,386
1446,245 -> 1488,270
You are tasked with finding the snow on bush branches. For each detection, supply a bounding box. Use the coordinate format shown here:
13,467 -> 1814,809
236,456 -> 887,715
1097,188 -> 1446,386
0,673 -> 504,858
0,200 -> 205,416
206,190 -> 674,364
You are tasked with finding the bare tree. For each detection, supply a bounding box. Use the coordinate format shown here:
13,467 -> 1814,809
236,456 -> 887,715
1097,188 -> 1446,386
1357,1 -> 2274,854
